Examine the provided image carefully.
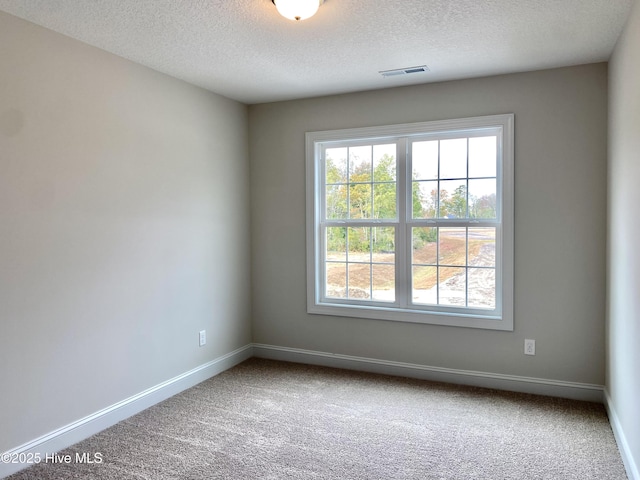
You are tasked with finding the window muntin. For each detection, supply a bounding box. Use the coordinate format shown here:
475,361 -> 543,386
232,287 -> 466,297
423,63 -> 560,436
411,226 -> 496,309
324,143 -> 397,221
306,115 -> 514,330
325,226 -> 396,302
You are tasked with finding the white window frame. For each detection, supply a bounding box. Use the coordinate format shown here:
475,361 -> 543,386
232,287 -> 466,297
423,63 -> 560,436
305,114 -> 514,331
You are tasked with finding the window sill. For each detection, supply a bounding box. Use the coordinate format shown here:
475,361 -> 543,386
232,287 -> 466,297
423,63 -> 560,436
308,302 -> 513,331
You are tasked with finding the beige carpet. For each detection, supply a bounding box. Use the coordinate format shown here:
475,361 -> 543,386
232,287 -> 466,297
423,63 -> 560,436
9,358 -> 627,479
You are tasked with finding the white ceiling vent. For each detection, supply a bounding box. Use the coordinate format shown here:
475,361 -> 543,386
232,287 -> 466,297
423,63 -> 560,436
379,65 -> 430,77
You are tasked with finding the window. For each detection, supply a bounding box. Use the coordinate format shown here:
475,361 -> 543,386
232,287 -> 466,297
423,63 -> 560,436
306,114 -> 514,330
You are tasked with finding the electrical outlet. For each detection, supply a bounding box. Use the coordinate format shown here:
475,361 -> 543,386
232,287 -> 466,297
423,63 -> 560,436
524,339 -> 535,356
199,330 -> 206,347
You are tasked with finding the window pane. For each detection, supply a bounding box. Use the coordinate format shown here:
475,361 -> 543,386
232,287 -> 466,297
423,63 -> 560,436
325,147 -> 347,184
439,227 -> 467,266
326,262 -> 346,298
372,227 -> 395,256
349,184 -> 371,219
326,227 -> 347,261
439,180 -> 467,218
348,263 -> 371,299
412,265 -> 437,305
373,183 -> 396,219
348,227 -> 370,261
349,146 -> 372,183
439,138 -> 467,179
469,136 -> 497,178
468,268 -> 496,308
412,227 -> 437,265
438,266 -> 466,306
326,185 -> 347,219
413,180 -> 438,218
373,144 -> 396,182
372,264 -> 395,302
412,141 -> 438,180
469,179 -> 496,219
469,228 -> 495,267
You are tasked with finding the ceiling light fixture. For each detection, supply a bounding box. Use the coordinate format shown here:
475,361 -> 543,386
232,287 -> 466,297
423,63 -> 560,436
271,0 -> 324,21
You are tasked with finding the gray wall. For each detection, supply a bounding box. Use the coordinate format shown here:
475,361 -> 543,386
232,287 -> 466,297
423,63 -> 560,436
608,0 -> 640,474
0,12 -> 251,452
249,64 -> 608,384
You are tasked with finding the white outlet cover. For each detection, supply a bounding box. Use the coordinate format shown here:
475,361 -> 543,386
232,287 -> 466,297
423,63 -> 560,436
524,339 -> 535,355
199,330 -> 206,347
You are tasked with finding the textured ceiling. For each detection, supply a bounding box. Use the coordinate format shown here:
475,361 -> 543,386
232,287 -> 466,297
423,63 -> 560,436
0,0 -> 634,104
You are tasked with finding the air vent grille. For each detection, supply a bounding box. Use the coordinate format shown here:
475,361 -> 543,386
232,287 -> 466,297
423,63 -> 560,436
379,65 -> 430,77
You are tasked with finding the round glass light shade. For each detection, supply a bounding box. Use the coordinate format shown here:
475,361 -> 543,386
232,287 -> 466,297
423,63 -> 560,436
274,0 -> 320,21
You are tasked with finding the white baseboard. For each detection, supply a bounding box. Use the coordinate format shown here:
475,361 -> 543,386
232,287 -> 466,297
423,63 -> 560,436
605,390 -> 639,480
0,344 -> 253,479
252,343 -> 604,403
